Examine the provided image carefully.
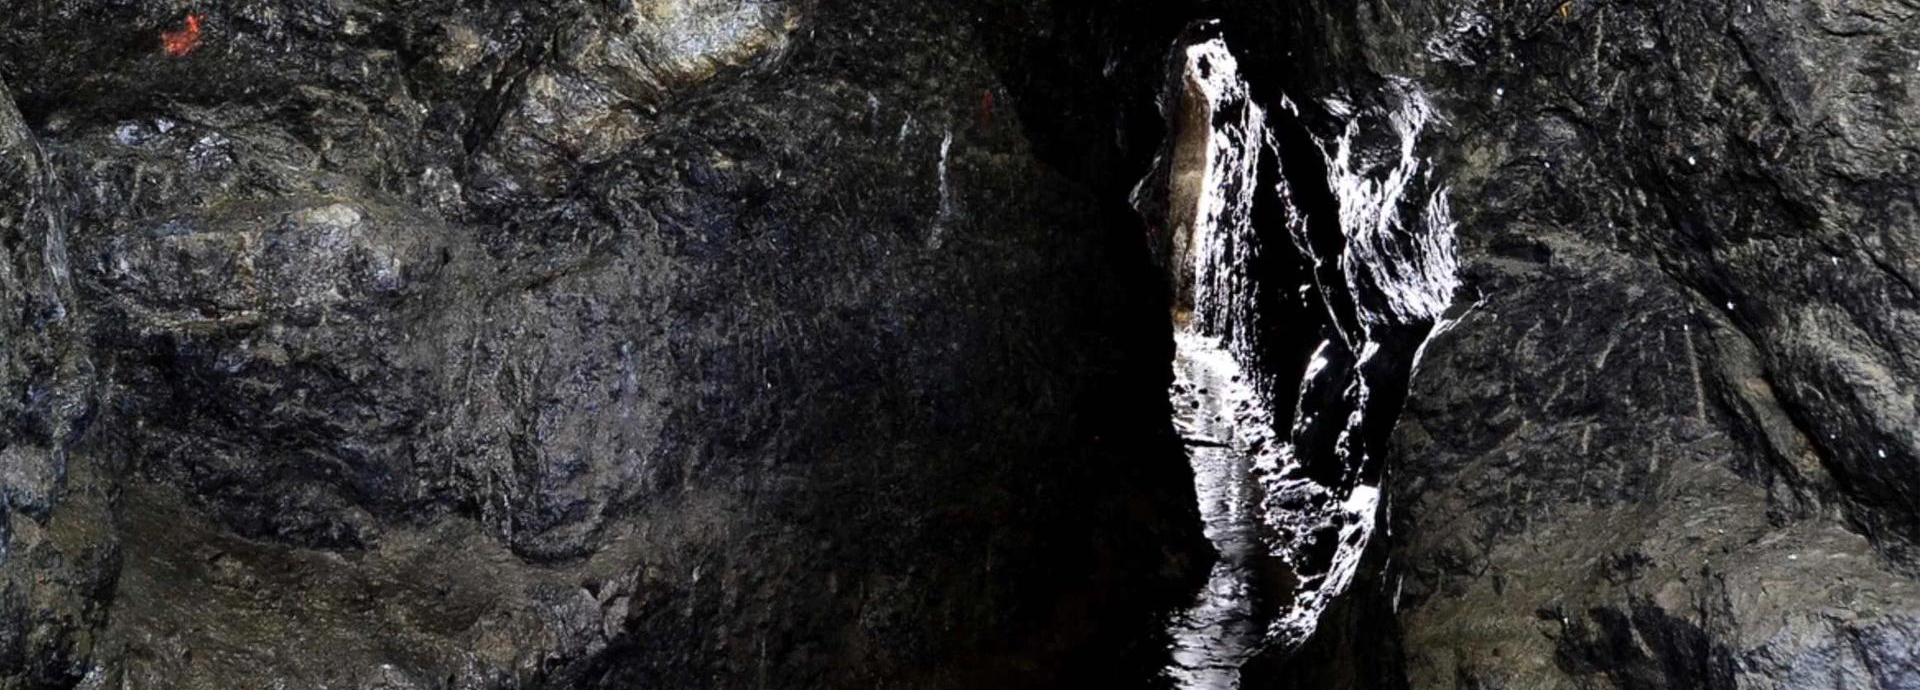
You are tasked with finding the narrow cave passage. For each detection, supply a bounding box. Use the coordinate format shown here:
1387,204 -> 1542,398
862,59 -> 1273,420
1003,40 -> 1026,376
11,2 -> 1918,689
1155,34 -> 1291,689
1164,336 -> 1285,688
1141,22 -> 1464,688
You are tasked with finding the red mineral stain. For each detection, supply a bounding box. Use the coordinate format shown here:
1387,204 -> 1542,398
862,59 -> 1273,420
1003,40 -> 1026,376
162,13 -> 202,57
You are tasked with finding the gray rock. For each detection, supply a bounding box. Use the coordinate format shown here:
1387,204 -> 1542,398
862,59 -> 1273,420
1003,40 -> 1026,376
4,0 -> 1917,687
0,1 -> 1205,687
0,76 -> 114,690
1191,0 -> 1920,687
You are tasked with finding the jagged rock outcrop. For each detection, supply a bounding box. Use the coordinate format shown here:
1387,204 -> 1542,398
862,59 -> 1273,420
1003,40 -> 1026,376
4,0 -> 1917,687
0,2 -> 1205,687
1201,0 -> 1920,687
1002,0 -> 1920,686
0,77 -> 113,690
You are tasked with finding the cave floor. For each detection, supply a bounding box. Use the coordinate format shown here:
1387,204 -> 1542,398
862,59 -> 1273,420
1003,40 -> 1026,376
1162,331 -> 1277,690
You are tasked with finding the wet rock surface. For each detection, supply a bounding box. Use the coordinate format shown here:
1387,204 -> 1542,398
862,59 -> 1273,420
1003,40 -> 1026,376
1192,0 -> 1920,687
1165,332 -> 1292,689
1005,0 -> 1920,686
0,1 -> 1207,687
4,0 -> 1919,687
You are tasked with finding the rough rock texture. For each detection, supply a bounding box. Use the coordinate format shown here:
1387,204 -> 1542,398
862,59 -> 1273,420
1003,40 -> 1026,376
1198,0 -> 1920,687
982,0 -> 1920,686
5,0 -> 1919,687
0,1 -> 1207,688
0,78 -> 114,690
1130,21 -> 1465,666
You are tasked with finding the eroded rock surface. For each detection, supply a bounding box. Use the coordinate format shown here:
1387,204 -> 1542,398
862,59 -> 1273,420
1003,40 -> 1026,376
1200,0 -> 1920,687
994,0 -> 1920,686
0,2 -> 1204,688
4,0 -> 1918,687
0,76 -> 112,690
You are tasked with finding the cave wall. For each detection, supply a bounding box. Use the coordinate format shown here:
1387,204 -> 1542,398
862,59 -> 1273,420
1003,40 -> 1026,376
0,1 -> 1207,688
4,0 -> 1918,687
1014,0 -> 1920,685
0,76 -> 115,690
1216,0 -> 1920,686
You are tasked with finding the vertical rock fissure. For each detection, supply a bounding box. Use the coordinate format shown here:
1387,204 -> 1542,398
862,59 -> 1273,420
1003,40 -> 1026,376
1154,32 -> 1288,689
1139,26 -> 1463,687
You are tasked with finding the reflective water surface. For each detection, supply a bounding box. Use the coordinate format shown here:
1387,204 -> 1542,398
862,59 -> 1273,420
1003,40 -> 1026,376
1162,332 -> 1282,690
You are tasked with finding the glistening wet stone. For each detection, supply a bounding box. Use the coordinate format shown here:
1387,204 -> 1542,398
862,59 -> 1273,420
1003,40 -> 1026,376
0,2 -> 1207,687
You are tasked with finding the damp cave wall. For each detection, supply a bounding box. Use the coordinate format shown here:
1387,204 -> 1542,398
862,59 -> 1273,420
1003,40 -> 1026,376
1009,0 -> 1920,686
1,0 -> 1918,688
0,1 -> 1215,688
1200,0 -> 1920,687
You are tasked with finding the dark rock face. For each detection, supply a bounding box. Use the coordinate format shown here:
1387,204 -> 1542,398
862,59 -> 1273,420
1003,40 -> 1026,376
1189,0 -> 1920,687
5,0 -> 1918,687
0,2 -> 1206,687
0,78 -> 114,690
983,0 -> 1920,686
